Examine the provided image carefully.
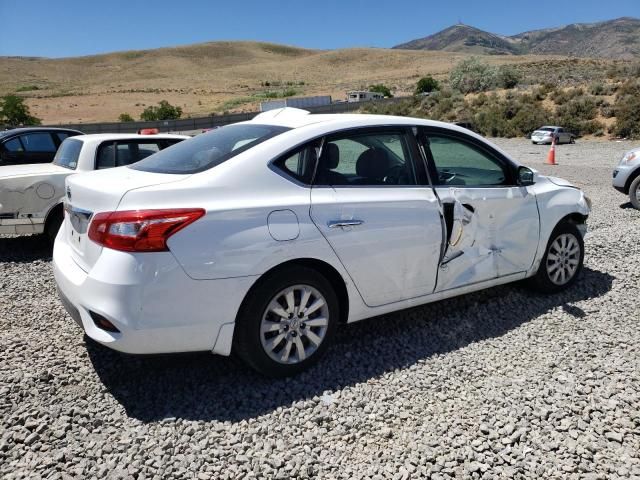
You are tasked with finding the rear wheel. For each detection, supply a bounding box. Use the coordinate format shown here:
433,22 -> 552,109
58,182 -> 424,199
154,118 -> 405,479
528,222 -> 584,293
234,266 -> 339,377
629,176 -> 640,210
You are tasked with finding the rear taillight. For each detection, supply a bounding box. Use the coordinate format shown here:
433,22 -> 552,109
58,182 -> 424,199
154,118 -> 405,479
88,208 -> 205,252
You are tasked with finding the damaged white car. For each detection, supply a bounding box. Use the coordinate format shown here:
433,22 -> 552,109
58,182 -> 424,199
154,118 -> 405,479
0,133 -> 186,241
54,109 -> 591,376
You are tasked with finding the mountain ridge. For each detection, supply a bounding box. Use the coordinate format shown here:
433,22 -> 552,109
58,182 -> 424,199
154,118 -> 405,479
393,17 -> 640,59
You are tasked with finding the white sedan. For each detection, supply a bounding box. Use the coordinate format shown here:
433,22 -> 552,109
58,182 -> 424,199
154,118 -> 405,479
0,133 -> 186,241
53,109 -> 591,376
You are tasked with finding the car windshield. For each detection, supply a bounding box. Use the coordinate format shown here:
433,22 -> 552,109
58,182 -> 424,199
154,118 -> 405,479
537,127 -> 555,132
130,124 -> 290,174
53,138 -> 83,170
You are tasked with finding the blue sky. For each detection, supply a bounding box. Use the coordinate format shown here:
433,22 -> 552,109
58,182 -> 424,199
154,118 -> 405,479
0,0 -> 637,57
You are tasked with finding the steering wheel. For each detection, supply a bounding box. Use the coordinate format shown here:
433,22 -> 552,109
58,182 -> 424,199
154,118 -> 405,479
439,169 -> 457,184
383,165 -> 406,185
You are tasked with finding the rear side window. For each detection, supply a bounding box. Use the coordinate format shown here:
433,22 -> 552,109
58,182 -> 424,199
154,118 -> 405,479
4,137 -> 23,152
20,132 -> 56,152
130,124 -> 290,174
53,138 -> 83,169
272,141 -> 320,185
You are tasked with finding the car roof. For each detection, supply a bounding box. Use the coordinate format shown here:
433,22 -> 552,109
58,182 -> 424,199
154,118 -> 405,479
70,133 -> 189,142
251,107 -> 472,131
0,127 -> 84,138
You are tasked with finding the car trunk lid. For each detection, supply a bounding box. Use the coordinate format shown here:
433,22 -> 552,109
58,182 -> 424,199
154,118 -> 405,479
64,167 -> 188,272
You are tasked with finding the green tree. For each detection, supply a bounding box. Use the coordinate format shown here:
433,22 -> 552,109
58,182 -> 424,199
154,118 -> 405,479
118,113 -> 134,122
0,95 -> 41,126
415,76 -> 440,94
140,100 -> 183,121
368,84 -> 393,97
449,57 -> 497,94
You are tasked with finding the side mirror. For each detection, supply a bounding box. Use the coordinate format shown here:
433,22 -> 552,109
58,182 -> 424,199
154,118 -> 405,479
518,166 -> 536,186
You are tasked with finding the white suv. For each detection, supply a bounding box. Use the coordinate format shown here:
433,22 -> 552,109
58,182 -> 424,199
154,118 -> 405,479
54,109 -> 591,376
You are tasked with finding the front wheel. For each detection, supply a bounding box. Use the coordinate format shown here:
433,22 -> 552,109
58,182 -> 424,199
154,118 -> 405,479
234,266 -> 339,377
527,222 -> 584,293
629,176 -> 640,210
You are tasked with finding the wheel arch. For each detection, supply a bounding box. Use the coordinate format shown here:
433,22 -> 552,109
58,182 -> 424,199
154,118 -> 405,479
624,167 -> 640,195
44,202 -> 64,229
237,258 -> 350,325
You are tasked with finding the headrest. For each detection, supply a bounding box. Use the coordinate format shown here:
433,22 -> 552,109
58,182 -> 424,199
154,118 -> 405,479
320,143 -> 340,169
356,148 -> 390,179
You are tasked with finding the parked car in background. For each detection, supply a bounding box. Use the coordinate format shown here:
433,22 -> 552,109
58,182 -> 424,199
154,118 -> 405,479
0,133 -> 187,241
613,146 -> 640,209
531,126 -> 575,145
54,108 -> 590,377
0,127 -> 84,166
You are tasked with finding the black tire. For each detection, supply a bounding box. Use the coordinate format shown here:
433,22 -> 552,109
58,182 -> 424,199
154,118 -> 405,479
629,175 -> 640,210
527,222 -> 584,293
234,266 -> 339,377
570,136 -> 576,144
44,206 -> 63,245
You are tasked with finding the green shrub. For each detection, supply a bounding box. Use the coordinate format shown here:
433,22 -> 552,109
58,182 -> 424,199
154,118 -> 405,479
415,76 -> 440,94
496,66 -> 521,89
118,113 -> 134,122
449,57 -> 497,94
612,80 -> 640,138
140,100 -> 182,121
15,85 -> 40,92
369,84 -> 393,97
556,97 -> 597,121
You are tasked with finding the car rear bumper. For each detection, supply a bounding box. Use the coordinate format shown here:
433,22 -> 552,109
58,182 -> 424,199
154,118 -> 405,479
53,223 -> 258,356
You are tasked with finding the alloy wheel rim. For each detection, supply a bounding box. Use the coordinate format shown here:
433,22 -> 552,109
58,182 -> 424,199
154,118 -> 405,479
260,284 -> 329,364
635,183 -> 640,202
546,233 -> 580,285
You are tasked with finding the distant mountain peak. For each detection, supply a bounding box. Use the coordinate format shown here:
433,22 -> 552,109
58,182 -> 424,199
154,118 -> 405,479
393,17 -> 640,59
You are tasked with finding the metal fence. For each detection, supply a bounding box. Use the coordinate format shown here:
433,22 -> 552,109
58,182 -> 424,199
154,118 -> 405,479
45,97 -> 408,134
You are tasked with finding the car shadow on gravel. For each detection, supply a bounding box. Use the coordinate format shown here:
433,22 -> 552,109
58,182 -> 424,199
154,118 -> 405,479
86,266 -> 613,423
0,235 -> 51,262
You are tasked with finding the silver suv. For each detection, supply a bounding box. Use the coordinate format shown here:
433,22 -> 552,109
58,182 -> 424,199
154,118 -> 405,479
613,147 -> 640,209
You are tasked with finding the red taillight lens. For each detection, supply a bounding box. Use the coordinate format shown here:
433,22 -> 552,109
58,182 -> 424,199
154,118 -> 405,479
88,208 -> 205,252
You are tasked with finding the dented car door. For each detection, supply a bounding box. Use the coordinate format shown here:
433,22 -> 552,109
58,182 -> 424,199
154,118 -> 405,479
419,129 -> 540,292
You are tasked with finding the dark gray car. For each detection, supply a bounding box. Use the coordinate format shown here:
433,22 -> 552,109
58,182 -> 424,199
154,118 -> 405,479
0,127 -> 84,166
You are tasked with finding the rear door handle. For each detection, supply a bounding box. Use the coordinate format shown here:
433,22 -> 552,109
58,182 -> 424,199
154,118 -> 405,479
328,219 -> 364,228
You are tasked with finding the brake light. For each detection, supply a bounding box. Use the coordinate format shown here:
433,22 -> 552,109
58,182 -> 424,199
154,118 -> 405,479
138,128 -> 159,135
88,209 -> 205,252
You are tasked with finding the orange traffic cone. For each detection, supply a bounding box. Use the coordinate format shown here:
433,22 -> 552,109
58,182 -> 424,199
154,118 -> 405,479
545,137 -> 557,165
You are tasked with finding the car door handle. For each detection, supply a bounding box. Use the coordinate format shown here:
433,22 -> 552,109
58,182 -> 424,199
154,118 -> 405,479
328,219 -> 364,228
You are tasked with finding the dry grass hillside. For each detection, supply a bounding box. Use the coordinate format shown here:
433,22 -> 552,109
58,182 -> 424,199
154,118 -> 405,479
1,41 -> 567,124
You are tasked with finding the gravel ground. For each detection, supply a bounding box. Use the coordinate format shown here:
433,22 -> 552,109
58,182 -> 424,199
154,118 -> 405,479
1,139 -> 639,479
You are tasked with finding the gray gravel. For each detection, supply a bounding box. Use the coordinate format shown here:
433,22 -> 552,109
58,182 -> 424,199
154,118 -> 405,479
1,139 -> 639,479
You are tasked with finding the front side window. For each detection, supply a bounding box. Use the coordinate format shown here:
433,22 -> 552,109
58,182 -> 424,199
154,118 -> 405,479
131,124 -> 290,174
53,138 -> 83,169
427,134 -> 508,186
20,132 -> 56,152
315,131 -> 417,186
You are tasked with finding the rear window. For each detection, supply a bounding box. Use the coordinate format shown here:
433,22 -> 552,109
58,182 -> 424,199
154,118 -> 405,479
53,138 -> 83,169
130,124 -> 289,174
